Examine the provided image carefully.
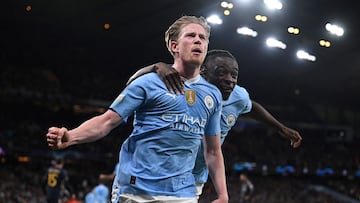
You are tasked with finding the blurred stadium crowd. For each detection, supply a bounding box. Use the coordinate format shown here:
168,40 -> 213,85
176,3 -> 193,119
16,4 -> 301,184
1,64 -> 360,203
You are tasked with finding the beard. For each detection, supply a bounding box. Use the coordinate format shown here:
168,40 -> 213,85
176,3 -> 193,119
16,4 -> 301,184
186,54 -> 205,67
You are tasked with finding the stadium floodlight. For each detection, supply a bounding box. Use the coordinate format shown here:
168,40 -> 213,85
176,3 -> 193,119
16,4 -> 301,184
264,0 -> 283,10
319,39 -> 331,48
255,15 -> 268,22
206,15 -> 223,25
221,1 -> 229,8
288,26 -> 300,35
236,27 -> 258,37
325,23 -> 344,37
220,1 -> 234,9
266,37 -> 287,49
296,50 -> 316,61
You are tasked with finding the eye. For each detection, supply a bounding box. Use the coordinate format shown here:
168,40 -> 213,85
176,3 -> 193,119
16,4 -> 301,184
215,67 -> 226,76
199,34 -> 206,40
231,71 -> 238,79
185,33 -> 195,38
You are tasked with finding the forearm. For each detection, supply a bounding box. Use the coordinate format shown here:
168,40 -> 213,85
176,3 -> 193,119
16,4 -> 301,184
248,101 -> 302,147
248,101 -> 285,130
205,146 -> 228,201
67,110 -> 122,146
99,173 -> 115,180
126,64 -> 157,85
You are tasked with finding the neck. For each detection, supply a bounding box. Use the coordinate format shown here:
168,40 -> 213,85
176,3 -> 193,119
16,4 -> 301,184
173,60 -> 201,80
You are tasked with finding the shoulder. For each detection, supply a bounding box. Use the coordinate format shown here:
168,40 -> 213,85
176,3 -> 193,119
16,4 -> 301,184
227,85 -> 252,111
231,85 -> 250,99
233,85 -> 249,95
201,76 -> 222,101
199,76 -> 221,93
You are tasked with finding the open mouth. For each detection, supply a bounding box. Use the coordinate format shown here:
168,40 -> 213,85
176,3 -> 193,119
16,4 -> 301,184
192,48 -> 202,54
222,86 -> 233,93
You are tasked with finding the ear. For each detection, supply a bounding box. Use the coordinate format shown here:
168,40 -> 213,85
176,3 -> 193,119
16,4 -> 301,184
200,65 -> 207,77
170,40 -> 178,54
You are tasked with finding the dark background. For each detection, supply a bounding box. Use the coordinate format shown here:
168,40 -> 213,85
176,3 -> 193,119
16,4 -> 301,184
2,0 -> 360,109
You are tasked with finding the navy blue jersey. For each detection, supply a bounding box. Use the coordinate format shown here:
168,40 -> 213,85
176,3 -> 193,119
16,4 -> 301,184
45,165 -> 68,202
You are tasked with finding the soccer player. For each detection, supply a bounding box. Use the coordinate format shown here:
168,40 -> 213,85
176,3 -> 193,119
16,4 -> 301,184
46,15 -> 228,203
126,49 -> 302,198
44,157 -> 69,203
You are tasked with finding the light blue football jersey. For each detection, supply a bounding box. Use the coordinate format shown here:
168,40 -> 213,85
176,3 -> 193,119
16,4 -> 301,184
192,85 -> 252,184
110,162 -> 120,203
94,184 -> 110,203
109,72 -> 222,198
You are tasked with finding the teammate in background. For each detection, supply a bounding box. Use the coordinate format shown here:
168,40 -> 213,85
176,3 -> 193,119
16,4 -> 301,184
44,157 -> 69,203
85,179 -> 110,203
126,49 -> 302,198
85,189 -> 95,203
239,174 -> 254,203
94,181 -> 110,203
46,15 -> 228,203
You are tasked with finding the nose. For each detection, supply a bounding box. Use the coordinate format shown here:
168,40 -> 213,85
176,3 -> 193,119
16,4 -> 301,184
224,73 -> 236,84
194,35 -> 202,44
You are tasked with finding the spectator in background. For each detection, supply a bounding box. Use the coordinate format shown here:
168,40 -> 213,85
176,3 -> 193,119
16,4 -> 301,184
65,193 -> 81,203
239,174 -> 254,203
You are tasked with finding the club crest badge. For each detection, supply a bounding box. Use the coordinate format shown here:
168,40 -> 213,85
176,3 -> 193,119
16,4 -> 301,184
186,90 -> 196,105
227,114 -> 236,126
204,95 -> 214,109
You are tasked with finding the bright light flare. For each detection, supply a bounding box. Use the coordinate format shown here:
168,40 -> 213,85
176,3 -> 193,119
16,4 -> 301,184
206,15 -> 223,25
296,50 -> 316,61
325,23 -> 344,36
237,27 -> 258,37
266,38 -> 287,49
264,0 -> 283,10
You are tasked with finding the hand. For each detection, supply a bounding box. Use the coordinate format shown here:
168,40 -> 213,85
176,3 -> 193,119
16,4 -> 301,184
46,127 -> 69,150
211,196 -> 228,203
99,174 -> 106,179
278,126 -> 302,148
155,62 -> 184,95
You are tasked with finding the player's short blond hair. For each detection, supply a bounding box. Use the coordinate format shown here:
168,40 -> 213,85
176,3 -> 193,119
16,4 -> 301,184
165,15 -> 211,56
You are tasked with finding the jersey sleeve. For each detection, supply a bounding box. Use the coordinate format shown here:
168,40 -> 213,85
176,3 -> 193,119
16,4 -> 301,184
109,75 -> 149,121
236,86 -> 252,114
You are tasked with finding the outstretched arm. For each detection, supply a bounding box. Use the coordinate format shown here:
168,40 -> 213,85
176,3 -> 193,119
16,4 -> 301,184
46,110 -> 122,150
246,100 -> 302,148
126,62 -> 184,95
